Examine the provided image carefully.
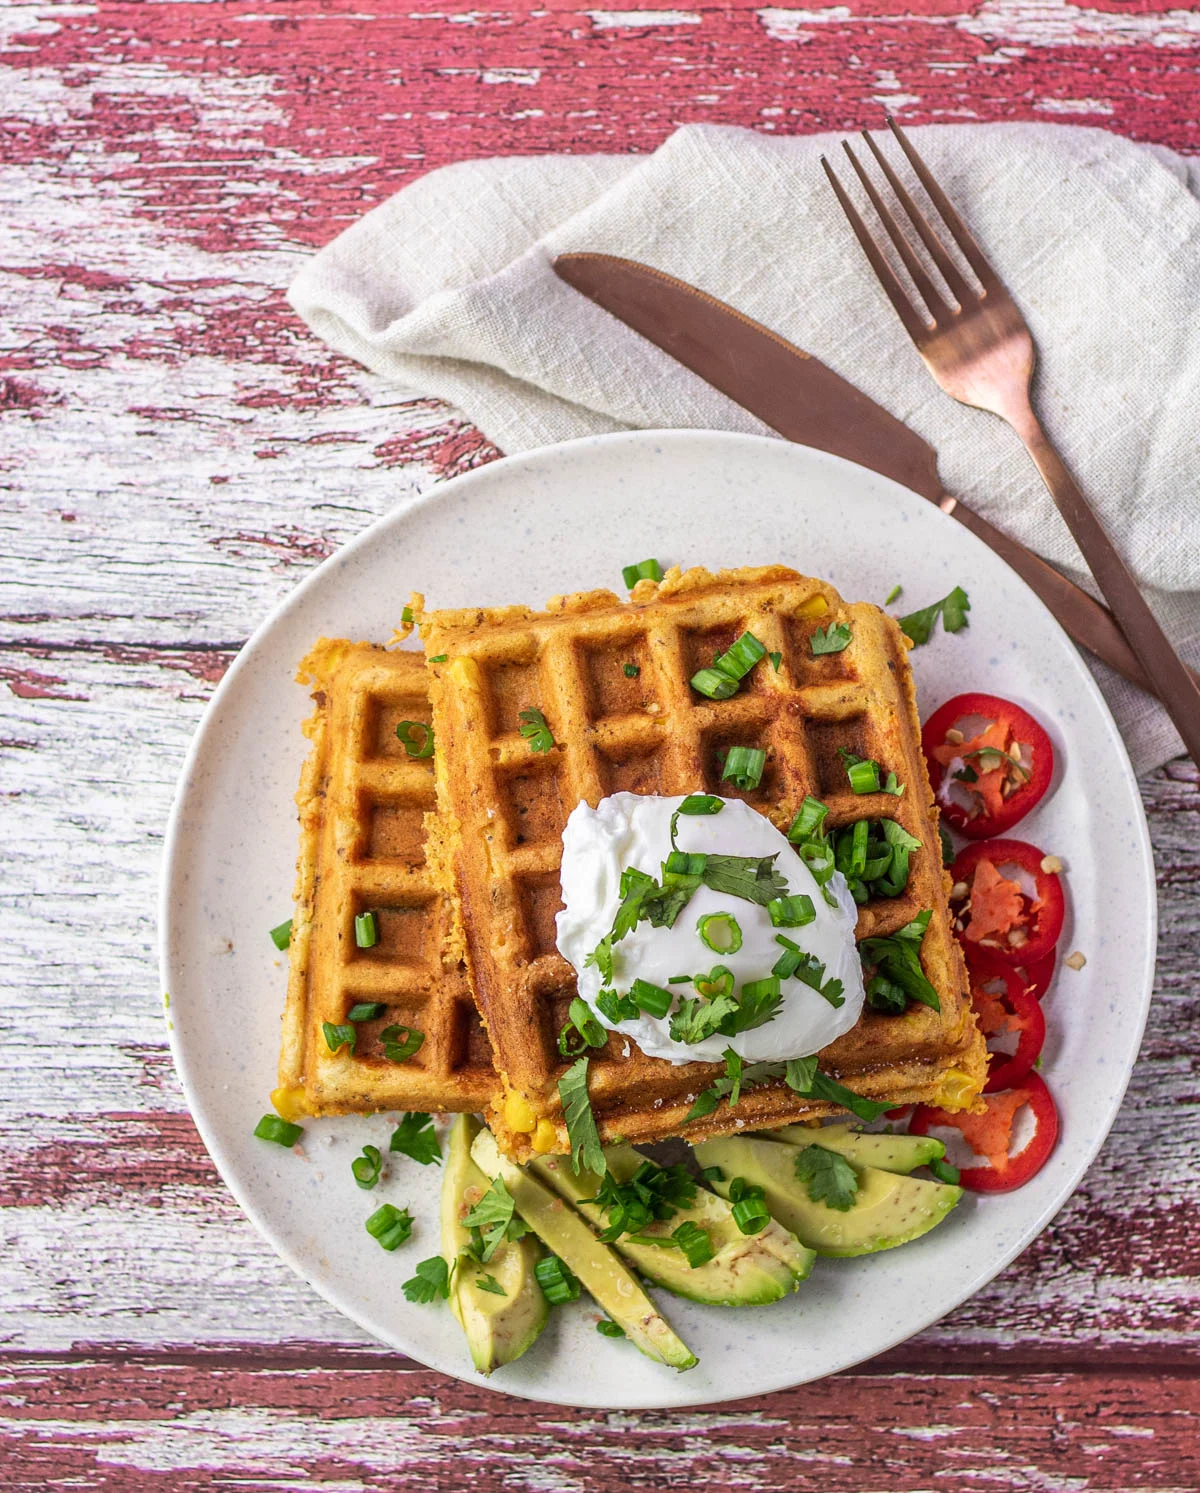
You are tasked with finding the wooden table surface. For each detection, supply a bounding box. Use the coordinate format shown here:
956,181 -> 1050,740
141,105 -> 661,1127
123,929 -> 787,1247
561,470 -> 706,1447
3,1 -> 1199,1487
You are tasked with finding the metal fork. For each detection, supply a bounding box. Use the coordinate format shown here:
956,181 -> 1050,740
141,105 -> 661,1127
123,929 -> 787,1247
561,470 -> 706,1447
824,119 -> 1200,765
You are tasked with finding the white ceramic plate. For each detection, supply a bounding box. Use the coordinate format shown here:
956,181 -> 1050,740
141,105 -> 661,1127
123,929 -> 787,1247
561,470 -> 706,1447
161,430 -> 1155,1410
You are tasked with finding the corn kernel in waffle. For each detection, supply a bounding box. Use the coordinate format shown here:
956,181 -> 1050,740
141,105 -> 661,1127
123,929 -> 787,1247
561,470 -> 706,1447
421,565 -> 985,1160
274,639 -> 497,1119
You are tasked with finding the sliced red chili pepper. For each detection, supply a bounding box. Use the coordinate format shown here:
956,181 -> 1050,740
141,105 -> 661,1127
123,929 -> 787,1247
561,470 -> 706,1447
968,961 -> 1046,1092
910,1073 -> 1059,1192
949,838 -> 1065,967
967,944 -> 1056,1002
922,692 -> 1054,839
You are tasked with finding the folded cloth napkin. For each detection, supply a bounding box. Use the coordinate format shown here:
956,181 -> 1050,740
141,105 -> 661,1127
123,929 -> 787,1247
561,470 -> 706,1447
290,123 -> 1200,776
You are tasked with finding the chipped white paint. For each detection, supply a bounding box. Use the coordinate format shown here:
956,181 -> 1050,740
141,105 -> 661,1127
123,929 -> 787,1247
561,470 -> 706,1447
587,10 -> 703,28
758,0 -> 1200,50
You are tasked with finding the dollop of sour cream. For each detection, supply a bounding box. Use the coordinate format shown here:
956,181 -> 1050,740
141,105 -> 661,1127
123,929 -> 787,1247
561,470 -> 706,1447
556,793 -> 865,1065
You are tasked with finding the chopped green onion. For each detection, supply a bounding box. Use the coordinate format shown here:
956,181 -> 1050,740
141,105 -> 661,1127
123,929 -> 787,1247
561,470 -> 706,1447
699,1165 -> 725,1184
697,911 -> 743,954
845,758 -> 881,795
716,632 -> 767,680
254,1114 -> 303,1147
323,1021 -> 355,1055
787,796 -> 829,841
517,707 -> 555,753
351,1143 -> 384,1189
810,622 -> 853,655
728,1177 -> 770,1235
269,919 -> 293,951
668,974 -> 694,985
347,1001 -> 385,1022
596,1318 -> 626,1338
400,605 -> 414,625
694,965 -> 734,1001
623,662 -> 640,678
721,745 -> 766,791
630,978 -> 673,1019
389,1112 -> 442,1166
354,911 -> 379,949
535,1253 -> 581,1304
767,894 -> 816,928
690,666 -> 740,700
929,1157 -> 961,1185
395,721 -> 434,759
677,793 -> 724,817
673,1220 -> 715,1268
380,1024 -> 424,1063
622,558 -> 664,589
365,1202 -> 413,1252
885,584 -> 902,606
737,973 -> 782,1009
665,849 -> 708,878
429,653 -> 447,664
402,1256 -> 450,1303
768,651 -> 782,672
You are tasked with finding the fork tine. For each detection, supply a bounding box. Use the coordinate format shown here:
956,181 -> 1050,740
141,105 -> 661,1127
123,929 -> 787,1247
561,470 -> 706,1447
821,155 -> 931,345
840,140 -> 952,325
887,117 -> 996,288
860,129 -> 977,309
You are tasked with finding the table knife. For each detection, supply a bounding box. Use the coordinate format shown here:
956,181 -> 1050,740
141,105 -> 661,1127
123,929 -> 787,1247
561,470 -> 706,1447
553,251 -> 1187,701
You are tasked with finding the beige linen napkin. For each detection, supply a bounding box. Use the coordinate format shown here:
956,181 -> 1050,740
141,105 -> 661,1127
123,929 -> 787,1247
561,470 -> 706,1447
290,123 -> 1200,775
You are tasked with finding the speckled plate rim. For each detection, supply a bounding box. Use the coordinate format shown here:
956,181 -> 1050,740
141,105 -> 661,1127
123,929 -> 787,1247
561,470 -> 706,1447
160,428 -> 1156,1411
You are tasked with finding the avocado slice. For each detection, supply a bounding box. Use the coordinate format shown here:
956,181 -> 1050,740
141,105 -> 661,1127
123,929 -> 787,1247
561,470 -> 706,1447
471,1128 -> 697,1371
530,1145 -> 814,1305
441,1115 -> 548,1375
694,1135 -> 961,1258
766,1123 -> 946,1175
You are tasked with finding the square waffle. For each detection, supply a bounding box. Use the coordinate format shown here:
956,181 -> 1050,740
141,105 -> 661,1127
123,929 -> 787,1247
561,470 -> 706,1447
420,565 -> 985,1160
274,639 -> 498,1118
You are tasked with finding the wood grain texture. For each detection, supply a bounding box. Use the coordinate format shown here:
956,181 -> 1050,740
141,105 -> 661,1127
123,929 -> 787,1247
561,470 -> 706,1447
2,0 -> 1198,1483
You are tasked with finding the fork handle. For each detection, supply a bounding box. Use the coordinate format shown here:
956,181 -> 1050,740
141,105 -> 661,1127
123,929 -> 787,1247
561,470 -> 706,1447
943,496 -> 1200,700
1007,400 -> 1200,764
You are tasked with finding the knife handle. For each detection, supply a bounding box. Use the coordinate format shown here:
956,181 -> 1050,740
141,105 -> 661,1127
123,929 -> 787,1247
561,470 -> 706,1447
943,495 -> 1198,700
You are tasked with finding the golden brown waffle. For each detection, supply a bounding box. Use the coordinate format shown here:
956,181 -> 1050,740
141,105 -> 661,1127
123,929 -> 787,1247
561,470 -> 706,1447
420,565 -> 985,1160
274,640 -> 497,1118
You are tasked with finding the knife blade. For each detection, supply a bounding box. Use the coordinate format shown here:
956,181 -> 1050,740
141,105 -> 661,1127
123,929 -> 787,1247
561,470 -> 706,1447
553,251 -> 1183,700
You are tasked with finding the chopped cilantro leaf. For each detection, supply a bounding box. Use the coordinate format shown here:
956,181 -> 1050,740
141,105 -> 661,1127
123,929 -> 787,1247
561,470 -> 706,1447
462,1176 -> 518,1263
559,1055 -> 606,1176
810,622 -> 853,655
517,707 -> 555,753
402,1256 -> 451,1303
794,1143 -> 859,1211
898,586 -> 971,646
389,1112 -> 442,1166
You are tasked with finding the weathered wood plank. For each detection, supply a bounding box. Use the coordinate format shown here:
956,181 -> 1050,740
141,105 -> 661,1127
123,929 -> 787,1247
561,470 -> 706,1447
2,1353 -> 1198,1492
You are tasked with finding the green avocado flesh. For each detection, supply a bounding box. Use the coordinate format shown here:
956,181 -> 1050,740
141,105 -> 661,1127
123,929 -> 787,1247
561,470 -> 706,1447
694,1135 -> 962,1258
471,1128 -> 697,1371
766,1123 -> 946,1175
441,1115 -> 548,1375
530,1144 -> 814,1305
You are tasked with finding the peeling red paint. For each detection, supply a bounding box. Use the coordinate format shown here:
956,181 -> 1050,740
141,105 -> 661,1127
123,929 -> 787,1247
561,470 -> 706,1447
373,423 -> 502,480
0,666 -> 87,702
213,526 -> 337,565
